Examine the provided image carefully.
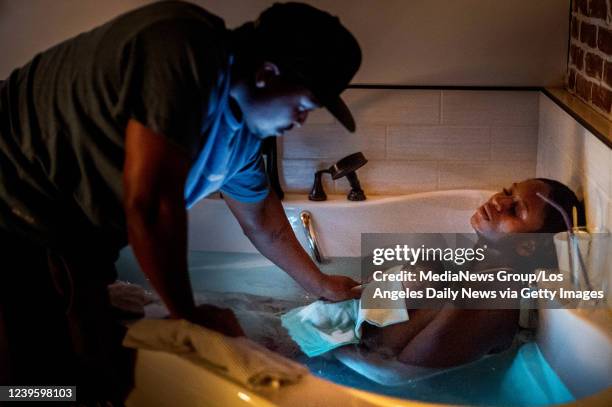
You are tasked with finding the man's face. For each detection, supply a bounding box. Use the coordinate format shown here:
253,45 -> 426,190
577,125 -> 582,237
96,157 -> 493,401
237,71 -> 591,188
471,179 -> 551,242
239,68 -> 320,138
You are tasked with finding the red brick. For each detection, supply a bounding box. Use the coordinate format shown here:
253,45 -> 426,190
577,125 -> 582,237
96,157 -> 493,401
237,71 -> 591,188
575,73 -> 593,101
591,84 -> 612,112
580,22 -> 597,47
570,44 -> 585,69
589,0 -> 608,19
604,61 -> 612,87
597,26 -> 612,55
585,52 -> 603,78
571,17 -> 580,39
568,69 -> 577,90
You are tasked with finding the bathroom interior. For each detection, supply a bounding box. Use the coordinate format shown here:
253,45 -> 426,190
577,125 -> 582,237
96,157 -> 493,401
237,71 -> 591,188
2,0 -> 611,406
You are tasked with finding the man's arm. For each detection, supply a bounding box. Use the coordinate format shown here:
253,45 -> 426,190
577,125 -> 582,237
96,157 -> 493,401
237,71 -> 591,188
123,119 -> 243,335
222,191 -> 360,301
123,119 -> 193,318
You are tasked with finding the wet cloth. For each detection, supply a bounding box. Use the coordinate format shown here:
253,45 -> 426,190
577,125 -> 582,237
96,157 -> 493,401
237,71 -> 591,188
281,266 -> 409,357
123,318 -> 308,390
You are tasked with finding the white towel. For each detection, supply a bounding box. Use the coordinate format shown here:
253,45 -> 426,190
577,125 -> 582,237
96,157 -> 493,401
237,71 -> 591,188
123,319 -> 308,390
281,266 -> 409,357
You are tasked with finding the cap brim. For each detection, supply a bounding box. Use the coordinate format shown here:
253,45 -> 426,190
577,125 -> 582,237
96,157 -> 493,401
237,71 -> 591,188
324,96 -> 356,132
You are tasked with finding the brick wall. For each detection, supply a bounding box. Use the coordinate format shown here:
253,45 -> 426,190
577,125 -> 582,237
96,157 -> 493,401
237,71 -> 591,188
567,0 -> 612,118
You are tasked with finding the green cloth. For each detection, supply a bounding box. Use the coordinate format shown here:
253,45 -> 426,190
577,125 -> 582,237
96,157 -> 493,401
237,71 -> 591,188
281,266 -> 410,357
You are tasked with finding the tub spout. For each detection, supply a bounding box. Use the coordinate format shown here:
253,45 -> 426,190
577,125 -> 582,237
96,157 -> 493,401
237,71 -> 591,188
300,211 -> 324,263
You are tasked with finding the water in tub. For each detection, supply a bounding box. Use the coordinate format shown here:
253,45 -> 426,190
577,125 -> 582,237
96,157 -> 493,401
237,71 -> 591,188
116,249 -> 575,406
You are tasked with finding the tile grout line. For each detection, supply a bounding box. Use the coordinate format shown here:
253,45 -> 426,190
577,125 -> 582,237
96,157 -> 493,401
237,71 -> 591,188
439,90 -> 443,125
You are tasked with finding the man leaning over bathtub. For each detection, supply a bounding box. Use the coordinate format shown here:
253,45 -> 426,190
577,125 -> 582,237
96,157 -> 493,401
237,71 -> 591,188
0,1 -> 361,401
336,179 -> 581,382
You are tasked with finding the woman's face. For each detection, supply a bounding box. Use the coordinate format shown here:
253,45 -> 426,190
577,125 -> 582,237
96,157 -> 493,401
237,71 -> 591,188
471,179 -> 551,242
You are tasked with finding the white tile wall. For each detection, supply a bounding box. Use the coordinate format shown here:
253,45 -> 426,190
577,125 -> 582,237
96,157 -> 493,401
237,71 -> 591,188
491,126 -> 538,161
537,93 -> 612,233
387,126 -> 490,161
536,94 -> 611,305
438,161 -> 536,190
441,91 -> 538,126
281,124 -> 386,160
280,89 -> 540,195
279,159 -> 333,193
334,160 -> 439,195
342,89 -> 441,125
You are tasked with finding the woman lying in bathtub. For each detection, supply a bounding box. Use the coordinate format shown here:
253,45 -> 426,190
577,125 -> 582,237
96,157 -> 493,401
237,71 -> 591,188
334,178 -> 581,385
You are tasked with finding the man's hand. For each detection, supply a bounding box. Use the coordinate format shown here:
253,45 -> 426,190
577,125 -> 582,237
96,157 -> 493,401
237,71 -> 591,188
317,274 -> 362,301
184,304 -> 245,337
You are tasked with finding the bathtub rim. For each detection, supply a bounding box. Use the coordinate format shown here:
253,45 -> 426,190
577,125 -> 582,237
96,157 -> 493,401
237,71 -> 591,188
126,189 -> 612,405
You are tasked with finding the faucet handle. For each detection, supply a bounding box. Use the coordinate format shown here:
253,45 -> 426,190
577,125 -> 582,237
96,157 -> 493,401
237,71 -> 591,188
308,169 -> 329,201
346,171 -> 366,201
307,152 -> 368,201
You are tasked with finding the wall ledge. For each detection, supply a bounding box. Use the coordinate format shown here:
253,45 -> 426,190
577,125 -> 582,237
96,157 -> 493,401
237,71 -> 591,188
542,88 -> 612,149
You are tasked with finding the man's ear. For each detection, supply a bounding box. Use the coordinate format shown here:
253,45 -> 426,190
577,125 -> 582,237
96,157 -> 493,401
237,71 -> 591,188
254,62 -> 281,88
515,238 -> 536,257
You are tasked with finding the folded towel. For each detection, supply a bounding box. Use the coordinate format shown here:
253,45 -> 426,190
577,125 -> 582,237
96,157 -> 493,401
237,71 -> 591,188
123,319 -> 308,390
281,266 -> 409,357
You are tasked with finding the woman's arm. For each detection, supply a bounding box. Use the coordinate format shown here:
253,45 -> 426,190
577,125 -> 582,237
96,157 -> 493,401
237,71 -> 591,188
360,309 -> 440,357
397,308 -> 518,368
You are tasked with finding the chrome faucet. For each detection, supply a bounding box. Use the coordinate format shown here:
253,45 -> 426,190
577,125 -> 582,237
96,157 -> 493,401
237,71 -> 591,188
300,211 -> 324,263
309,152 -> 368,201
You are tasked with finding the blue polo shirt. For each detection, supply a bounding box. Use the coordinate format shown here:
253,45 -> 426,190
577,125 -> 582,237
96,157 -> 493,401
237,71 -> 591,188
184,79 -> 270,207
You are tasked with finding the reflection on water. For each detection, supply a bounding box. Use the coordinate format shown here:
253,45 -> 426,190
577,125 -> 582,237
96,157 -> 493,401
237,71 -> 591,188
116,250 -> 574,406
303,342 -> 573,406
117,249 -> 362,300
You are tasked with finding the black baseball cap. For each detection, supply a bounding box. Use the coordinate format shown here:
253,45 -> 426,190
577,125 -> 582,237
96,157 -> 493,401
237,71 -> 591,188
252,3 -> 361,132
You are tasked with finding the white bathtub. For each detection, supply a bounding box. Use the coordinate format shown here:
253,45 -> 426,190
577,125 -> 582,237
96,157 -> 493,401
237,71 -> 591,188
122,191 -> 612,407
